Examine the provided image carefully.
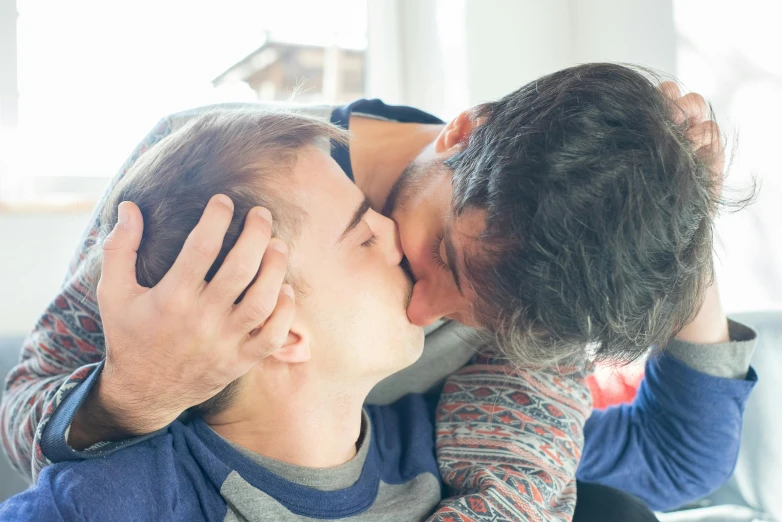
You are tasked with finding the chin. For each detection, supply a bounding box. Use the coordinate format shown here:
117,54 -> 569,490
393,331 -> 425,370
408,329 -> 426,362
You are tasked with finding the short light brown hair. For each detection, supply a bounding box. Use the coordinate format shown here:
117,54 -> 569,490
90,108 -> 348,415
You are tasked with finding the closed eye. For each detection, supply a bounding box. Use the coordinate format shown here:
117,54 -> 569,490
361,234 -> 378,248
431,232 -> 448,271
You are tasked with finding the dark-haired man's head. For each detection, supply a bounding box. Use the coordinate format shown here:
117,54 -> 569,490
385,63 -> 721,366
94,110 -> 423,417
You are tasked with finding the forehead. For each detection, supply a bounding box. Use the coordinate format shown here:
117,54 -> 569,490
283,146 -> 361,253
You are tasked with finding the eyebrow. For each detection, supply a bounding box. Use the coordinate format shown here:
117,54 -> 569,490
337,196 -> 372,244
443,226 -> 464,295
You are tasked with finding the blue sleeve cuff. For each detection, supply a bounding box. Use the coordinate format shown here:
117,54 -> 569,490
579,351 -> 758,511
645,351 -> 758,414
41,361 -> 166,463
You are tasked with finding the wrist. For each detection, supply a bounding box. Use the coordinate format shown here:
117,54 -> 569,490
674,280 -> 729,345
67,370 -> 180,450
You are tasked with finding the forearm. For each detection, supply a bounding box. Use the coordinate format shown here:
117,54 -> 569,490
1,289 -> 105,480
675,279 -> 729,345
4,108 -> 250,480
431,357 -> 592,522
67,369 -> 165,450
68,386 -> 125,450
1,363 -> 64,480
668,279 -> 754,379
2,120 -> 181,479
38,360 -> 178,470
577,324 -> 757,511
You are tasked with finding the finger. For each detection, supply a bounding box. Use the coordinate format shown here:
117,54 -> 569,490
241,285 -> 295,360
158,194 -> 234,298
229,238 -> 289,332
658,81 -> 681,101
659,83 -> 687,125
677,92 -> 708,125
203,207 -> 273,310
97,201 -> 145,300
686,119 -> 721,152
688,120 -> 725,189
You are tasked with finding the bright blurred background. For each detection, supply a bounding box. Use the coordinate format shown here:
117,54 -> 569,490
0,0 -> 779,334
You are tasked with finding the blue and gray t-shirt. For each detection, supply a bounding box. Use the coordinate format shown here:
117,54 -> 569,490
3,394 -> 443,521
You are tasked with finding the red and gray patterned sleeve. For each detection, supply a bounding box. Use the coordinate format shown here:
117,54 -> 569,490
0,117 -> 177,481
429,356 -> 592,522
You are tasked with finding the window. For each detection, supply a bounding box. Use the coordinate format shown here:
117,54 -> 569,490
0,0 -> 367,203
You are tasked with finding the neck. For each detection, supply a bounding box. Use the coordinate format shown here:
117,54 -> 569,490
207,376 -> 368,469
349,116 -> 443,210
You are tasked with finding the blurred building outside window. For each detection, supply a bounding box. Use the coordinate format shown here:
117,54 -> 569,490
0,0 -> 367,205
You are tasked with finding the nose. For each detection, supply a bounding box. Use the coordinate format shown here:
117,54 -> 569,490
388,219 -> 405,265
406,278 -> 466,327
379,216 -> 404,265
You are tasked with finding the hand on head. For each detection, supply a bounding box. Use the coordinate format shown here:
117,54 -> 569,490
657,81 -> 729,345
658,81 -> 725,197
72,195 -> 295,444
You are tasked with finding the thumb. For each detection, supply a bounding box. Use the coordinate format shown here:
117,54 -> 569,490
98,201 -> 145,298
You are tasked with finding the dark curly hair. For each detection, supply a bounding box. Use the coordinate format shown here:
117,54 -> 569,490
448,63 -> 748,367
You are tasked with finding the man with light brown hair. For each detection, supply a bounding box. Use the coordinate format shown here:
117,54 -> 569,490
1,109 -> 590,521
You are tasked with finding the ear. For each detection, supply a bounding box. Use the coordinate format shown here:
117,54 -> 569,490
434,107 -> 484,154
268,328 -> 311,364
